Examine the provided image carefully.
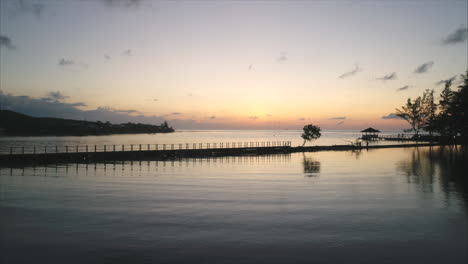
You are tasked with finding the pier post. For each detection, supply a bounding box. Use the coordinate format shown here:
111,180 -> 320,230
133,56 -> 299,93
156,144 -> 158,150
193,143 -> 196,149
94,145 -> 97,152
186,143 -> 189,149
147,144 -> 150,151
163,144 -> 166,150
171,144 -> 174,150
131,145 -> 133,151
179,144 -> 182,150
122,145 -> 124,151
139,144 -> 141,151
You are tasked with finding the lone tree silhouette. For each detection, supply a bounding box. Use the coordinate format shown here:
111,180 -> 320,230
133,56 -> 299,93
301,124 -> 321,146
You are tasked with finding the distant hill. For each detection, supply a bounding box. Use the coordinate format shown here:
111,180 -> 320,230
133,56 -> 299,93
0,110 -> 174,136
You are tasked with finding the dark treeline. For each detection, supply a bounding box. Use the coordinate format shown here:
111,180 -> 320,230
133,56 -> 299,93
396,70 -> 468,140
0,110 -> 174,136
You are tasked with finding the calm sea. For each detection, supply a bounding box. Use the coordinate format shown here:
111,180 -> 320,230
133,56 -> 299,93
1,143 -> 467,263
0,129 -> 414,154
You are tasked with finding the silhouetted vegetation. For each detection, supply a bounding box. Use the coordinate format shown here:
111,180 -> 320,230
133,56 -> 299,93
396,69 -> 468,140
301,124 -> 321,146
0,110 -> 174,136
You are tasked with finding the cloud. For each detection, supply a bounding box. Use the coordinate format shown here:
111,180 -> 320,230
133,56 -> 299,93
44,91 -> 69,101
248,64 -> 254,71
122,49 -> 132,56
58,58 -> 75,66
435,75 -> 457,86
0,35 -> 16,50
277,52 -> 287,63
209,116 -> 216,120
377,72 -> 397,81
336,121 -> 345,126
396,85 -> 412,92
329,116 -> 346,120
248,116 -> 259,120
104,55 -> 111,60
414,61 -> 434,74
169,112 -> 182,116
381,113 -> 402,120
7,0 -> 45,19
0,92 -> 199,128
338,64 -> 362,79
101,0 -> 142,8
442,25 -> 468,45
298,118 -> 305,121
58,58 -> 89,69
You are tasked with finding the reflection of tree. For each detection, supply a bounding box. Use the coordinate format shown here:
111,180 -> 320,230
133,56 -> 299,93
302,154 -> 321,177
396,146 -> 468,206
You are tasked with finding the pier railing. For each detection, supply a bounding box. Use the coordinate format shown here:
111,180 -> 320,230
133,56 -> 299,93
3,141 -> 292,155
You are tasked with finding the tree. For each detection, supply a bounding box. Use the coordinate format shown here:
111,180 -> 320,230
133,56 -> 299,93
396,97 -> 425,137
451,70 -> 468,135
421,89 -> 437,135
435,80 -> 455,135
301,124 -> 321,146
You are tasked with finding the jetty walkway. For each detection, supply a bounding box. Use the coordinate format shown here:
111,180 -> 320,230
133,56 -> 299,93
0,140 -> 444,166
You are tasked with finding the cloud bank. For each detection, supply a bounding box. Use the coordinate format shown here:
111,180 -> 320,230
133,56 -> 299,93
381,113 -> 402,120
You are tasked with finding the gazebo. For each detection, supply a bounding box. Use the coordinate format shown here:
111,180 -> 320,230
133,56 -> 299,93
360,127 -> 380,140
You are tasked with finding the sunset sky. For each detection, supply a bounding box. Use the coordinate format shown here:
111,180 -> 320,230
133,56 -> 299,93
1,0 -> 467,129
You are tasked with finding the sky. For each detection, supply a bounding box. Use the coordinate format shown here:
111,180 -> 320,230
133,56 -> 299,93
0,0 -> 467,130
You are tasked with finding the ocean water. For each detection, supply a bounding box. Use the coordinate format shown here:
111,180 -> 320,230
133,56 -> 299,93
1,146 -> 467,263
0,129 -> 414,154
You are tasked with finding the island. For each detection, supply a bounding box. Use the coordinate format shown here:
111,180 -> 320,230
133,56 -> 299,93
0,110 -> 175,136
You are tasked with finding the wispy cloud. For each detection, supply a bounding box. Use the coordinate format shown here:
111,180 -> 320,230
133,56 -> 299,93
248,64 -> 255,71
377,72 -> 397,81
209,116 -> 216,120
396,85 -> 412,92
435,75 -> 457,86
101,0 -> 142,8
43,91 -> 69,102
122,49 -> 132,56
414,61 -> 434,74
442,25 -> 468,45
298,118 -> 305,121
58,58 -> 75,66
104,54 -> 111,60
0,35 -> 16,50
381,113 -> 402,120
329,116 -> 346,120
336,121 -> 345,126
58,58 -> 89,69
7,0 -> 45,19
169,112 -> 182,116
277,52 -> 287,63
338,64 -> 362,79
248,116 -> 259,120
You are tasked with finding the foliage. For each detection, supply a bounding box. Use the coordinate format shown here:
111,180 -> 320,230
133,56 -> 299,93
396,69 -> 468,137
0,110 -> 175,136
301,124 -> 321,146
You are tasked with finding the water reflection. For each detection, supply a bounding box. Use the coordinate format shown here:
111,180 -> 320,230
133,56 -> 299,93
396,146 -> 468,204
0,154 -> 292,177
302,154 -> 321,177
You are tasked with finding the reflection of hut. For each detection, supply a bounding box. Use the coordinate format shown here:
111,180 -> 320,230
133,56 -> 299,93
360,127 -> 380,140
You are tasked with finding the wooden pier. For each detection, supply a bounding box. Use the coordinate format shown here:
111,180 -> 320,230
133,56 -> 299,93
0,141 -> 445,166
